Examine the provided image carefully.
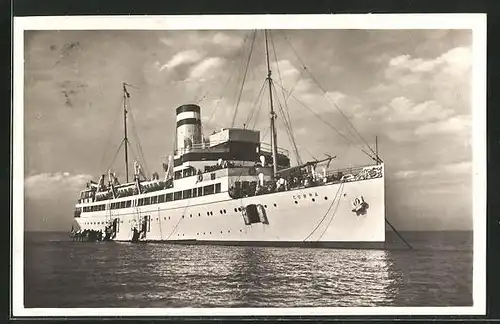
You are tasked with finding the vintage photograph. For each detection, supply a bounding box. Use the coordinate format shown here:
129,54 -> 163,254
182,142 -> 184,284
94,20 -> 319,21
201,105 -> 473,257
13,14 -> 486,316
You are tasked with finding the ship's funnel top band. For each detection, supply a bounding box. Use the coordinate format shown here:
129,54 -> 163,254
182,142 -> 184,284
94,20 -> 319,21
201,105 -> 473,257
177,118 -> 201,127
176,104 -> 200,115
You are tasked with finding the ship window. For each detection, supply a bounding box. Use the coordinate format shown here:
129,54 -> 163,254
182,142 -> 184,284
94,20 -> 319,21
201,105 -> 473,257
192,188 -> 198,197
211,173 -> 216,180
174,191 -> 182,200
145,197 -> 151,205
174,170 -> 182,180
215,183 -> 221,193
158,194 -> 165,203
235,181 -> 241,189
203,185 -> 215,196
198,187 -> 203,197
151,196 -> 158,204
166,193 -> 173,202
120,201 -> 126,208
183,168 -> 193,177
183,189 -> 192,199
126,200 -> 131,208
138,198 -> 143,206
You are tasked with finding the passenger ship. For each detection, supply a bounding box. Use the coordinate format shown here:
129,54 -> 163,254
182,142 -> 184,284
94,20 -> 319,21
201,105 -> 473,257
71,30 -> 386,248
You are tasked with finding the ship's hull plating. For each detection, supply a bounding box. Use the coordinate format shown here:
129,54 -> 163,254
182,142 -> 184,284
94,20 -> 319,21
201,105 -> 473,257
75,176 -> 385,247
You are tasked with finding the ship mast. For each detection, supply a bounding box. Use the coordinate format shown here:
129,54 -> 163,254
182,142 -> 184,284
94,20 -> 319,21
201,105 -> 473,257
123,83 -> 130,183
265,30 -> 279,177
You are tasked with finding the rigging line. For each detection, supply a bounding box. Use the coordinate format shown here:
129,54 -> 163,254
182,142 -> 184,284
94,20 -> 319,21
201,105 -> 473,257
270,31 -> 294,135
99,96 -> 125,170
273,80 -> 376,161
207,71 -> 234,126
271,81 -> 302,165
317,185 -> 344,241
231,29 -> 257,127
127,109 -> 150,177
105,138 -> 126,173
244,79 -> 267,128
303,182 -> 344,242
251,83 -> 267,130
279,31 -> 378,158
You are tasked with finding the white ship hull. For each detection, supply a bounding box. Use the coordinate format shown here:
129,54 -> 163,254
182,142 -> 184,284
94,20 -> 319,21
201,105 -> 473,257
75,175 -> 385,248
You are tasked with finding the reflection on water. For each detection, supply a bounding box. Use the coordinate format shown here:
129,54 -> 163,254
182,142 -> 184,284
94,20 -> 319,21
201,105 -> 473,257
24,231 -> 472,308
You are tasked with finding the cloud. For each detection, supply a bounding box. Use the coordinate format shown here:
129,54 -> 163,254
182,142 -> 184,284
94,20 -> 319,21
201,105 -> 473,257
414,114 -> 471,136
374,97 -> 454,123
25,172 -> 92,200
212,32 -> 244,48
188,57 -> 226,80
159,49 -> 204,71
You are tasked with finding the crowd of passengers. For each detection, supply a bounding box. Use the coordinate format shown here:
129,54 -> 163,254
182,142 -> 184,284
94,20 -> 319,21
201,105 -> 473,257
228,169 -> 344,199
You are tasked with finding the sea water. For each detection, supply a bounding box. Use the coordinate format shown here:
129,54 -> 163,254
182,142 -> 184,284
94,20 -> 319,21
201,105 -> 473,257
23,231 -> 472,308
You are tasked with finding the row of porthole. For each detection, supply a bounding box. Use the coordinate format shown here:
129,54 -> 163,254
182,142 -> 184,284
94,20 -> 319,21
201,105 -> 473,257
234,203 -> 278,213
84,200 -> 289,225
176,229 -> 245,237
295,196 -> 329,204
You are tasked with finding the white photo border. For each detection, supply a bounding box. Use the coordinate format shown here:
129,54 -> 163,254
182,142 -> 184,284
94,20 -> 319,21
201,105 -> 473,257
12,13 -> 487,317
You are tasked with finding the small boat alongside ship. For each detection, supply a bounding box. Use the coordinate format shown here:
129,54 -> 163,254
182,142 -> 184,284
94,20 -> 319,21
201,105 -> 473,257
70,30 -> 387,248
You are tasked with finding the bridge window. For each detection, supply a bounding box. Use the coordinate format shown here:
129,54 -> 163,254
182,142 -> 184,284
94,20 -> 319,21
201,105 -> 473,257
126,200 -> 131,208
166,193 -> 173,202
151,196 -> 158,204
192,188 -> 198,197
183,189 -> 192,199
174,191 -> 182,200
158,194 -> 165,203
145,197 -> 151,205
120,201 -> 126,208
203,185 -> 215,196
174,170 -> 182,180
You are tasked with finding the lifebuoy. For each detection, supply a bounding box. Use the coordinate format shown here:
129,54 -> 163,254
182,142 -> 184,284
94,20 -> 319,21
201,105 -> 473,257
249,167 -> 256,176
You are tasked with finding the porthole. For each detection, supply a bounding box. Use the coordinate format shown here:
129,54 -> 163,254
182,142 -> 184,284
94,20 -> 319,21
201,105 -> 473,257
228,230 -> 231,233
203,232 -> 205,235
294,201 -> 298,204
207,211 -> 210,216
312,198 -> 315,202
168,216 -> 171,220
197,233 -> 199,235
220,231 -> 223,234
190,214 -> 192,218
264,205 -> 268,208
324,196 -> 328,200
182,215 -> 184,218
220,210 -> 223,214
223,209 -> 227,214
234,208 -> 238,212
156,217 -> 158,221
198,213 -> 201,217
238,207 -> 241,211
210,211 -> 213,215
273,203 -> 277,207
240,229 -> 242,232
164,217 -> 166,220
210,231 -> 212,234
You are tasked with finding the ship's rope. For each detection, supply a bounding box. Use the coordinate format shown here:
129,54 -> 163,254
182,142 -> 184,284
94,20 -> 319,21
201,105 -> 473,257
302,181 -> 344,242
243,79 -> 267,128
99,96 -> 125,171
270,32 -> 296,147
231,29 -> 257,127
317,186 -> 344,241
279,31 -> 379,161
105,138 -> 126,174
164,196 -> 193,241
273,81 -> 377,162
271,81 -> 302,165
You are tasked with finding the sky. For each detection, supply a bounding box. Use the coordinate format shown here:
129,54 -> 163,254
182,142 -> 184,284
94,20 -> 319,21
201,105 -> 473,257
23,28 -> 473,231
